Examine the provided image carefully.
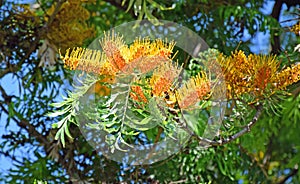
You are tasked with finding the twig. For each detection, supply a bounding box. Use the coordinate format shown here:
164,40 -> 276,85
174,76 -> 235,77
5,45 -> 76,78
169,179 -> 187,184
0,102 -> 49,145
271,0 -> 283,54
0,85 -> 82,180
201,104 -> 263,146
43,0 -> 65,29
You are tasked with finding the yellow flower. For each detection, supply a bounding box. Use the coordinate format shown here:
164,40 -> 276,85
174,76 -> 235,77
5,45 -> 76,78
217,51 -> 280,98
130,85 -> 149,104
274,63 -> 300,89
127,38 -> 175,60
176,72 -> 210,109
61,47 -> 115,75
121,38 -> 176,74
249,54 -> 278,95
46,1 -> 95,52
150,61 -> 181,97
62,33 -> 177,77
217,51 -> 252,98
291,21 -> 300,36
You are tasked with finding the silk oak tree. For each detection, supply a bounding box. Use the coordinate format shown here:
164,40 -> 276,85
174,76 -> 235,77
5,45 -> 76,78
0,0 -> 300,183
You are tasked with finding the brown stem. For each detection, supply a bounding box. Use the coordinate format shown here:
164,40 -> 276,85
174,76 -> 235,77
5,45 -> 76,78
271,0 -> 300,54
195,104 -> 263,146
271,0 -> 283,54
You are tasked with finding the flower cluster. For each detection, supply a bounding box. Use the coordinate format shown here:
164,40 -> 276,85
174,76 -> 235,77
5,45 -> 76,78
217,50 -> 300,99
291,21 -> 300,36
62,33 -> 211,109
274,64 -> 300,90
176,72 -> 210,109
46,0 -> 95,52
62,33 -> 300,109
150,62 -> 181,97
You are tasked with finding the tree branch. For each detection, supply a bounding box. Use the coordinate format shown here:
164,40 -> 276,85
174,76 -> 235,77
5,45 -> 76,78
44,0 -> 66,28
0,104 -> 49,146
197,104 -> 263,146
271,0 -> 283,54
271,0 -> 300,54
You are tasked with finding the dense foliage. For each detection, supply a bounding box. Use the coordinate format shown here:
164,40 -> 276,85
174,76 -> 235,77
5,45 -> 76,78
1,0 -> 300,183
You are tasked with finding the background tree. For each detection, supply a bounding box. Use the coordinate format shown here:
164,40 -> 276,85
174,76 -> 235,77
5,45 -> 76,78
0,0 -> 299,183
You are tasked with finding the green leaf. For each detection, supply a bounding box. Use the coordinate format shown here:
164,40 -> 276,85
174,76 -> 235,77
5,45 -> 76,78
64,121 -> 73,141
143,1 -> 159,25
146,0 -> 175,10
47,108 -> 69,117
124,0 -> 135,12
52,123 -> 58,129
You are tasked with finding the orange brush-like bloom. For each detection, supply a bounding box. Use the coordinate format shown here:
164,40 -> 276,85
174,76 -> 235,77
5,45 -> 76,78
122,38 -> 176,74
150,61 -> 181,97
130,85 -> 148,104
250,54 -> 278,95
176,72 -> 210,109
62,47 -> 107,74
274,63 -> 300,90
100,32 -> 127,71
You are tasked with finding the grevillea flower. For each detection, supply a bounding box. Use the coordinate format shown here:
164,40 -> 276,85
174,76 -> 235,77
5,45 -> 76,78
46,0 -> 95,52
291,21 -> 300,36
62,35 -> 178,103
217,51 -> 280,98
130,85 -> 148,104
249,54 -> 279,95
62,32 -> 176,77
100,32 -> 127,71
121,38 -> 176,74
150,61 -> 181,97
61,47 -> 116,75
61,31 -> 300,111
176,72 -> 210,109
217,51 -> 252,98
273,63 -> 300,90
127,38 -> 175,60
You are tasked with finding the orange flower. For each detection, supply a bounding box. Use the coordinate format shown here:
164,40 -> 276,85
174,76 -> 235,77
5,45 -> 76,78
150,61 -> 181,96
127,38 -> 175,61
216,50 -> 279,98
61,47 -> 119,76
291,21 -> 300,36
122,38 -> 176,74
130,85 -> 148,104
274,63 -> 300,89
100,32 -> 126,71
250,54 -> 278,95
176,72 -> 210,109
